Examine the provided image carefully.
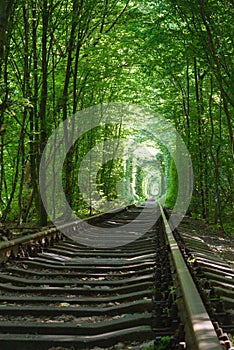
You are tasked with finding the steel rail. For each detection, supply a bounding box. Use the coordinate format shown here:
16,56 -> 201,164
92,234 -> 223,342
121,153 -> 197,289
159,205 -> 222,350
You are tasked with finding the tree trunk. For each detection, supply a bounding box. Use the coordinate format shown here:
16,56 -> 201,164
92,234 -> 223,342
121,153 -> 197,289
194,57 -> 206,218
38,0 -> 49,226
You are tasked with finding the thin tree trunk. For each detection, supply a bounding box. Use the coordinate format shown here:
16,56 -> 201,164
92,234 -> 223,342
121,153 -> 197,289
2,123 -> 26,221
0,0 -> 13,77
199,0 -> 234,158
38,0 -> 49,226
22,188 -> 34,222
194,57 -> 206,218
0,1 -> 13,203
185,60 -> 190,146
18,5 -> 30,224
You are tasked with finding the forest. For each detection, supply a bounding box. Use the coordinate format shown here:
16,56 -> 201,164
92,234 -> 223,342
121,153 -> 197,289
0,0 -> 233,232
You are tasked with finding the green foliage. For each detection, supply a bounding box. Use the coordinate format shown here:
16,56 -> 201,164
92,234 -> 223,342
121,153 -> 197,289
165,160 -> 178,209
144,342 -> 155,350
0,0 -> 233,225
155,336 -> 171,350
135,166 -> 144,199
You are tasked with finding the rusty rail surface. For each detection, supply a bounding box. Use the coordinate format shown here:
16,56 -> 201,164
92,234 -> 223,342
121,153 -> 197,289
160,205 -> 223,350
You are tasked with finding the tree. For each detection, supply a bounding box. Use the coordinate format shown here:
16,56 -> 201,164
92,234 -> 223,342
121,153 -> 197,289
0,0 -> 233,228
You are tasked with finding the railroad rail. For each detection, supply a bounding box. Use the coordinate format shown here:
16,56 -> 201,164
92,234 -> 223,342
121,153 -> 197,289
0,202 -> 232,349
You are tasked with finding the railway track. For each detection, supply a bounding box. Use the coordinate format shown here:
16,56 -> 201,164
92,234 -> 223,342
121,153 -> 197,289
0,202 -> 232,349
